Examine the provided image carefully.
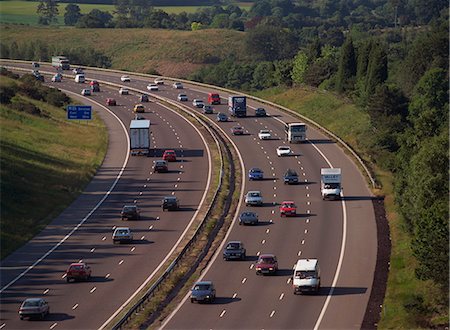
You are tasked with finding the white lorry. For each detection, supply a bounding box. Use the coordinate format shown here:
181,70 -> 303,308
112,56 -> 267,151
293,259 -> 321,294
130,120 -> 150,156
51,56 -> 70,70
320,168 -> 342,200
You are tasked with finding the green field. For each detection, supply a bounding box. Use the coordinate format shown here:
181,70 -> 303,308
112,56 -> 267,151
0,1 -> 253,25
0,75 -> 108,259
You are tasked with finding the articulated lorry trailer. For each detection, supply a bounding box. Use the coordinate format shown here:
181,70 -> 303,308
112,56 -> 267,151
228,95 -> 247,117
130,120 -> 151,156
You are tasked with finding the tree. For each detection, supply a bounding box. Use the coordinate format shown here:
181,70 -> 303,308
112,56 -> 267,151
291,51 -> 308,85
36,0 -> 59,25
252,62 -> 275,90
77,9 -> 113,28
64,4 -> 82,26
191,22 -> 203,31
273,59 -> 293,86
335,37 -> 356,93
360,42 -> 387,105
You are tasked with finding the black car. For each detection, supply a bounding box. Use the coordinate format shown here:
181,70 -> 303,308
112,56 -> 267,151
121,205 -> 140,220
223,241 -> 246,260
162,196 -> 179,211
255,108 -> 266,117
283,169 -> 299,184
239,211 -> 259,225
154,160 -> 168,173
190,281 -> 216,303
140,94 -> 149,102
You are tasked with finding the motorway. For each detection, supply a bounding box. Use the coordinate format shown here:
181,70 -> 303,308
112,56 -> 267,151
1,62 -> 377,329
0,66 -> 211,329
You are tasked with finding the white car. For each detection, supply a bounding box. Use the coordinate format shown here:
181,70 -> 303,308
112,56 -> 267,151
154,78 -> 164,85
258,129 -> 272,140
276,146 -> 292,157
119,87 -> 129,95
81,89 -> 91,96
121,75 -> 131,82
178,94 -> 188,101
172,82 -> 183,89
112,227 -> 133,244
147,84 -> 159,91
192,99 -> 204,108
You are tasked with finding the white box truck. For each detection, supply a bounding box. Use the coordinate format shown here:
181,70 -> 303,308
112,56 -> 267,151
293,259 -> 321,294
320,168 -> 342,200
130,120 -> 151,156
52,56 -> 70,70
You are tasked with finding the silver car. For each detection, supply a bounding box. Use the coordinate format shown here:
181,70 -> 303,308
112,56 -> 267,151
112,227 -> 133,244
19,298 -> 49,320
245,191 -> 263,206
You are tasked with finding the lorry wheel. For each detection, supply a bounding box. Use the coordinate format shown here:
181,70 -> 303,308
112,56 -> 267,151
190,298 -> 194,303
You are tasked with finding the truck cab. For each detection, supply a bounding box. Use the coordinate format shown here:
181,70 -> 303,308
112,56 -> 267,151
208,93 -> 221,105
293,259 -> 320,294
320,168 -> 342,200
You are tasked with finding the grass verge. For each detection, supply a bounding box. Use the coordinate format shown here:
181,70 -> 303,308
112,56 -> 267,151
0,76 -> 107,259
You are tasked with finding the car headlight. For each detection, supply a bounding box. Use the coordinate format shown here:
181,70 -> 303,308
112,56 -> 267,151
206,295 -> 210,298
269,268 -> 273,270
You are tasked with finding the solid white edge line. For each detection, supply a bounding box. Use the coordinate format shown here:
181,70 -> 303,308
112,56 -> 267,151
0,91 -> 130,294
98,101 -> 213,330
159,108 -> 247,330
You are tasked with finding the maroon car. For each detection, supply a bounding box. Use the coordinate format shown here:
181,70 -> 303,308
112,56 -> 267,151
65,262 -> 91,282
162,149 -> 177,162
255,254 -> 278,275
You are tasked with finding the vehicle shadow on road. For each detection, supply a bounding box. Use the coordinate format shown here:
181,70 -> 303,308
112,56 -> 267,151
317,286 -> 367,296
307,139 -> 335,144
341,196 -> 383,202
255,220 -> 274,227
46,312 -> 75,321
211,296 -> 241,305
273,269 -> 294,277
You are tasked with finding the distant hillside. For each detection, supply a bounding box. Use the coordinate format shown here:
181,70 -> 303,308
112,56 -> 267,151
0,25 -> 247,77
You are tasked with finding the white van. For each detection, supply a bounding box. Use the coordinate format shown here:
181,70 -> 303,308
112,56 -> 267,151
75,74 -> 85,83
293,259 -> 320,294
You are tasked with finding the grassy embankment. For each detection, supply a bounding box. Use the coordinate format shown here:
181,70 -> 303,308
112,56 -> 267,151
0,1 -> 253,25
0,75 -> 108,259
0,25 -> 246,77
253,86 -> 445,328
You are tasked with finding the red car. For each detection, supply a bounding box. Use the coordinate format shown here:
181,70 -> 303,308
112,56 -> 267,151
65,262 -> 91,282
255,254 -> 278,275
162,149 -> 177,162
280,201 -> 297,217
231,126 -> 244,135
106,98 -> 116,106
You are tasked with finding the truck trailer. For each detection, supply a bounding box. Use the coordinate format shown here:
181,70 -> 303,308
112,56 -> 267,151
130,120 -> 151,156
320,168 -> 342,200
52,56 -> 70,70
228,96 -> 247,117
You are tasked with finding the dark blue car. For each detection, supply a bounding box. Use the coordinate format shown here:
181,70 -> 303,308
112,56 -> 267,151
249,167 -> 264,180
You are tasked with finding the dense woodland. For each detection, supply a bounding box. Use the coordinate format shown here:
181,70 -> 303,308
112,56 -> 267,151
1,0 -> 448,326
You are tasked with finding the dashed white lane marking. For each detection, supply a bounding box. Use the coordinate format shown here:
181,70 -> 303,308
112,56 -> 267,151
171,192 -> 175,195
261,239 -> 266,244
307,210 -> 311,214
307,201 -> 311,205
90,287 -> 96,293
242,278 -> 247,284
272,173 -> 276,176
62,274 -> 67,279
50,322 -> 58,329
119,260 -> 124,265
306,186 -> 309,190
269,219 -> 273,223
250,264 -> 254,269
139,192 -> 143,196
279,293 -> 285,300
298,251 -> 302,256
293,264 -> 296,269
269,161 -> 273,165
307,194 -> 310,198
90,248 -> 95,253
78,259 -> 83,263
287,278 -> 291,284
220,310 -> 226,318
257,251 -> 261,256
133,199 -> 137,203
306,218 -> 310,223
141,236 -> 145,240
180,165 -> 184,169
131,247 -> 136,252
149,225 -> 153,230
273,179 -> 276,183
105,273 -> 110,279
112,226 -> 116,230
305,229 -> 308,234
156,216 -> 160,220
303,173 -> 306,176
301,240 -> 305,245
232,293 -> 237,299
270,310 -> 276,318
43,288 -> 49,294
174,184 -> 178,188
266,229 -> 270,234
0,323 -> 6,329
72,304 -> 79,310
177,178 -> 181,181
271,210 -> 275,214
273,186 -> 277,190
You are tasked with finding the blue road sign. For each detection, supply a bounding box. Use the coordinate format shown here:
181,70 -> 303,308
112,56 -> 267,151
67,105 -> 92,120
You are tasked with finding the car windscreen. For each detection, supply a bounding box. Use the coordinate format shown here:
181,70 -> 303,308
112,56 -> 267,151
295,270 -> 316,279
23,300 -> 40,307
259,258 -> 275,264
227,243 -> 240,249
194,284 -> 210,291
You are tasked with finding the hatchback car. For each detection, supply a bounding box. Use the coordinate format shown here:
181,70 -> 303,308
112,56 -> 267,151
177,94 -> 188,102
283,169 -> 299,184
112,227 -> 133,244
202,105 -> 214,114
239,211 -> 259,225
154,160 -> 168,173
19,298 -> 49,320
255,254 -> 278,275
140,94 -> 149,102
258,129 -> 272,140
248,167 -> 264,180
231,126 -> 244,135
120,75 -> 130,82
190,281 -> 216,303
276,146 -> 292,157
255,107 -> 267,117
245,191 -> 263,206
134,104 -> 145,113
119,87 -> 129,95
81,88 -> 91,96
216,112 -> 228,122
147,84 -> 159,91
65,262 -> 92,282
106,98 -> 117,106
172,82 -> 183,89
162,149 -> 177,162
154,78 -> 164,85
121,205 -> 140,220
280,201 -> 297,217
162,196 -> 179,211
223,241 -> 246,260
192,99 -> 204,108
